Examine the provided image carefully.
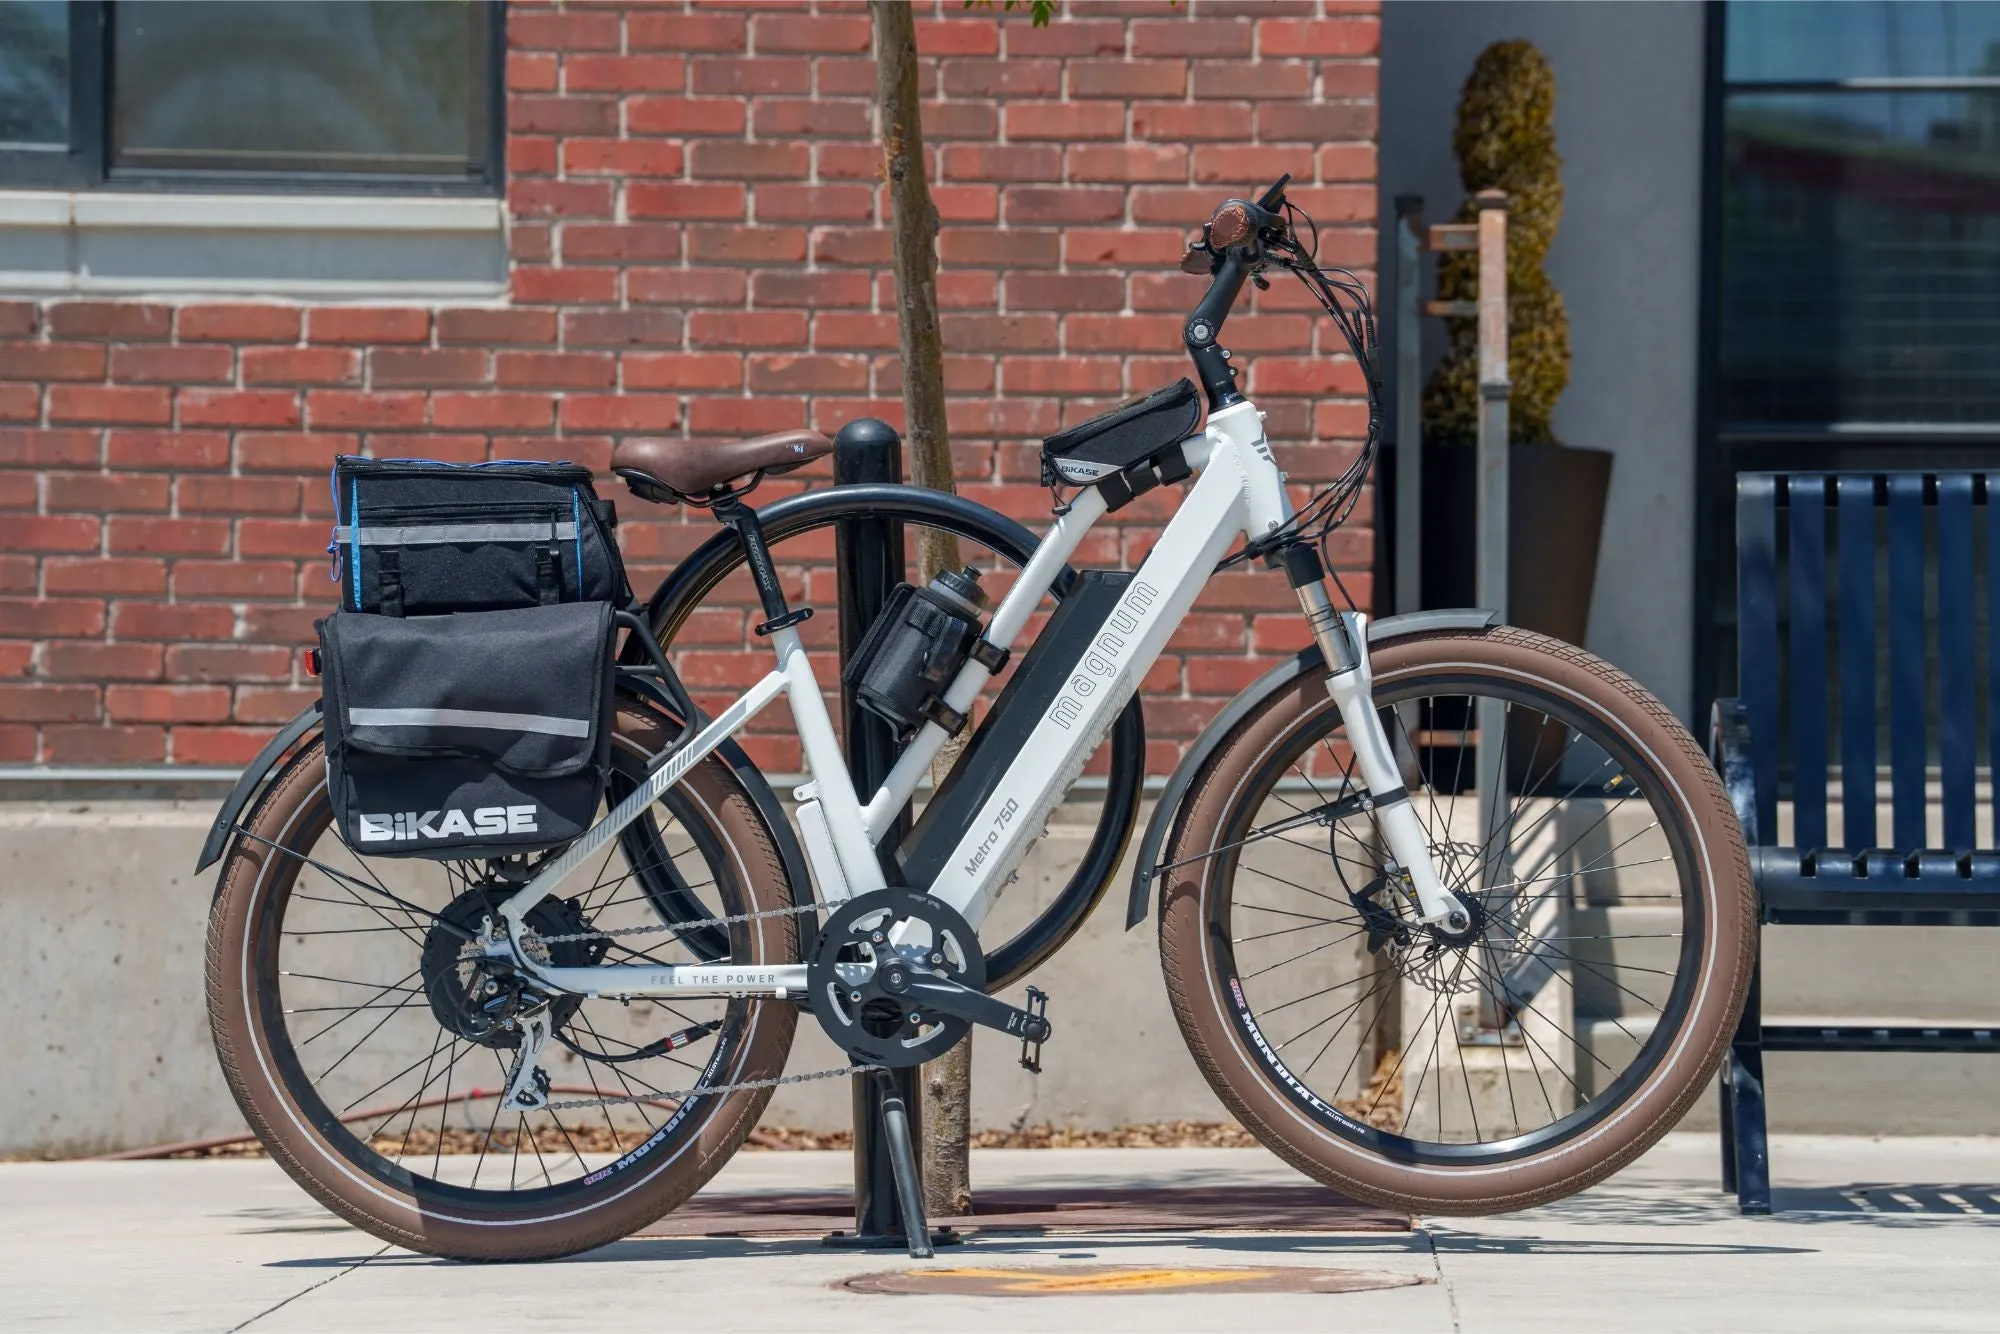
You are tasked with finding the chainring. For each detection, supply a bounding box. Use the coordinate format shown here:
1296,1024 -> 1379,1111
806,887 -> 986,1069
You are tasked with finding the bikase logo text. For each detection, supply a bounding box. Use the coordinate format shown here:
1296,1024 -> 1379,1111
1047,580 -> 1159,730
356,806 -> 539,843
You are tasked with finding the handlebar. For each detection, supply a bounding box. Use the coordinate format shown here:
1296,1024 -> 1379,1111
1182,175 -> 1292,409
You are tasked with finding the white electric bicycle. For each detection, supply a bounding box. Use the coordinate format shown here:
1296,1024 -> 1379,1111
204,177 -> 1754,1260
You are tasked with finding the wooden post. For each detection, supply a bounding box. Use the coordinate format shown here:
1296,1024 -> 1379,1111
1473,189 -> 1511,885
1393,195 -> 1424,617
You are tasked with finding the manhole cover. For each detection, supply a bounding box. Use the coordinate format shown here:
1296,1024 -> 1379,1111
841,1265 -> 1427,1297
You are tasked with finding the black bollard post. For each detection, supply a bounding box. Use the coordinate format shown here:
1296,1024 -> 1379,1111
821,419 -> 944,1258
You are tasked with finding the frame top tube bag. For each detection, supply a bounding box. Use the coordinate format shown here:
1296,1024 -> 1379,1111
331,457 -> 631,617
1041,377 -> 1200,486
317,600 -> 615,859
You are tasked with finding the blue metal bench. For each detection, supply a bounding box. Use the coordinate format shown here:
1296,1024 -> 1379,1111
1713,471 -> 2000,1214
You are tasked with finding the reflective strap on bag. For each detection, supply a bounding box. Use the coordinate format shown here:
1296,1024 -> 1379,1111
345,707 -> 592,738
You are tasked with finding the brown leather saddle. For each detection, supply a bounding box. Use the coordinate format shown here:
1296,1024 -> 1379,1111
611,429 -> 833,504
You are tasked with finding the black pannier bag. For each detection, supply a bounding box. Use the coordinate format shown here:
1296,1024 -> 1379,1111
317,601 -> 616,859
330,457 -> 631,616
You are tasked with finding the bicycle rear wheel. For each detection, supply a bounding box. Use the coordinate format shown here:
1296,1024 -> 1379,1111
1157,627 -> 1754,1213
204,691 -> 799,1260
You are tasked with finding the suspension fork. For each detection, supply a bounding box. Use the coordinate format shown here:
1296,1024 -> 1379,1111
1295,577 -> 1470,932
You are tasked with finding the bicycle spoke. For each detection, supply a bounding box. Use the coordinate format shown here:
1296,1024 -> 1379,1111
1241,924 -> 1370,980
233,825 -> 458,942
297,967 -> 423,1048
1212,675 -> 1705,1158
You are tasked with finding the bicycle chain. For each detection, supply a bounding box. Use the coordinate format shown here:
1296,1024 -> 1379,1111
539,1062 -> 881,1113
460,898 -> 827,959
471,899 -> 864,1111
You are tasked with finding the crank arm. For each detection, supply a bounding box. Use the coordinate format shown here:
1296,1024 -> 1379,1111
893,973 -> 1053,1045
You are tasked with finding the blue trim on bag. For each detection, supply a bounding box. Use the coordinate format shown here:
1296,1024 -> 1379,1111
325,464 -> 342,586
349,477 -> 361,610
372,457 -> 577,469
327,456 -> 588,609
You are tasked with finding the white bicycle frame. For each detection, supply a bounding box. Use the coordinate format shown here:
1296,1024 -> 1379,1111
493,397 -> 1461,1000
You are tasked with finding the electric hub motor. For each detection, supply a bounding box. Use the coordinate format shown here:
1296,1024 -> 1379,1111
419,888 -> 607,1048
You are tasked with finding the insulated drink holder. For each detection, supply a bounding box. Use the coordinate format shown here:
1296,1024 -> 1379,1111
316,601 -> 616,860
842,582 -> 983,738
331,457 -> 631,616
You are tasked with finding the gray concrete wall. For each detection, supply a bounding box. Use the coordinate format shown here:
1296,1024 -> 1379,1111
0,798 -> 1230,1157
9,797 -> 2000,1157
1379,1 -> 1707,723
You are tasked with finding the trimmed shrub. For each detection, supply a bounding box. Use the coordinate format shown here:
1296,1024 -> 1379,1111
1422,39 -> 1571,446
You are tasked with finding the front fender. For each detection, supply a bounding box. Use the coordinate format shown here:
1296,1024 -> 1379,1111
1124,608 -> 1500,929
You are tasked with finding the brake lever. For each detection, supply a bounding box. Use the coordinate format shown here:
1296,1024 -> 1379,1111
1180,223 -> 1219,276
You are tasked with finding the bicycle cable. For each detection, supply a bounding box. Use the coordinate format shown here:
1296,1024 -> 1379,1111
1215,199 -> 1385,607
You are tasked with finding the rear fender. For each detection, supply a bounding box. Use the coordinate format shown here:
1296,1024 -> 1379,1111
1123,608 -> 1500,929
195,703 -> 323,873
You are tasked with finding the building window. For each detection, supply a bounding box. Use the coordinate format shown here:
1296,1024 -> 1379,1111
1719,1 -> 2000,430
0,1 -> 501,194
1698,2 -> 2000,737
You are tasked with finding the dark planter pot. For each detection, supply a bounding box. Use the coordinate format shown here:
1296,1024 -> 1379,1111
1419,440 -> 1614,786
1419,439 -> 1613,646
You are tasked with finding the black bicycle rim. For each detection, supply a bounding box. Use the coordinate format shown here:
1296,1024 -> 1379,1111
1205,668 -> 1707,1167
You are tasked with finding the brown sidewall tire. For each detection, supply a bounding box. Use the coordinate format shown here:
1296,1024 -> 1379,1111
1159,628 -> 1754,1215
204,697 -> 798,1260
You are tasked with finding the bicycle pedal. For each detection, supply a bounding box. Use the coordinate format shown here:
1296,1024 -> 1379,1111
1018,986 -> 1050,1073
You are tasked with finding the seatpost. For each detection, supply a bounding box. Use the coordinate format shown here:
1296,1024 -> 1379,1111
711,493 -> 809,636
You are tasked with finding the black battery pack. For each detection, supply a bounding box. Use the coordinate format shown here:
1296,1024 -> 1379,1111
898,569 -> 1134,889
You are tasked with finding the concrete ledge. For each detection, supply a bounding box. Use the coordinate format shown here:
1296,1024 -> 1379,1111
0,191 -> 507,299
7,798 -> 1999,1155
0,191 -> 504,233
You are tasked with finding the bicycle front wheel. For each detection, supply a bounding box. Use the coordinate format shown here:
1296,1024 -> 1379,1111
1157,626 -> 1754,1214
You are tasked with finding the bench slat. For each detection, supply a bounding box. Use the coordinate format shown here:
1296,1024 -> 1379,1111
1837,476 -> 1878,850
1990,474 -> 2000,850
1739,474 -> 1782,842
1888,476 -> 1927,850
1938,475 -> 1976,850
1788,475 -> 1830,851
1762,1025 -> 1999,1053
1753,846 -> 2000,918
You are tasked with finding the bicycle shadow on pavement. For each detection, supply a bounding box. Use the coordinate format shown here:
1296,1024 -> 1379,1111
259,1225 -> 1811,1270
1468,1175 -> 2000,1231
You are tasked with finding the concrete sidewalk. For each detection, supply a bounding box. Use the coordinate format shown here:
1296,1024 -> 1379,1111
2,1133 -> 1995,1332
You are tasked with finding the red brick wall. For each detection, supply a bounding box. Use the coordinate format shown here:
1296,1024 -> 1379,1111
0,0 -> 1378,774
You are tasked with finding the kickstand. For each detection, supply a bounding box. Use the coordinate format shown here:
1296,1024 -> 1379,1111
872,1068 -> 933,1259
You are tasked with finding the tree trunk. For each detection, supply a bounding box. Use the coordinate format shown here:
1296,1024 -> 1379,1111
871,0 -> 972,1220
872,1 -> 952,506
